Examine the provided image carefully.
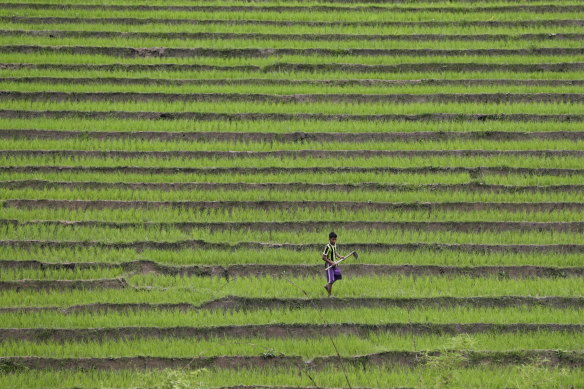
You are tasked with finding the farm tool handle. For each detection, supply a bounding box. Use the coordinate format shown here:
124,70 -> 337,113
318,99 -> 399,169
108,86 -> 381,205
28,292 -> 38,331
325,251 -> 357,270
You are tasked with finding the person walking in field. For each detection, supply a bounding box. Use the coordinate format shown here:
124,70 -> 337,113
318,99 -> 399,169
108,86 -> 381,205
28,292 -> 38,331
322,231 -> 345,297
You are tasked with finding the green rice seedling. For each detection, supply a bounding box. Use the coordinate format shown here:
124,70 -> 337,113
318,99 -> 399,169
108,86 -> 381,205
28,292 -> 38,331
0,268 -> 124,281
1,331 -> 582,358
4,206 -> 584,224
5,80 -> 584,95
7,206 -> 584,223
4,34 -> 584,50
482,174 -> 584,186
1,306 -> 581,327
0,366 -> 580,389
3,51 -> 584,66
3,138 -> 584,152
1,170 -> 583,186
2,187 -> 583,202
3,68 -> 584,81
4,170 -> 583,186
5,20 -> 584,36
0,171 -> 474,185
0,8 -> 582,24
4,0 -> 583,7
2,154 -> 583,169
4,223 -> 584,245
4,117 -> 584,134
0,288 -> 216,308
1,246 -> 581,267
6,99 -> 584,115
128,274 -> 584,298
1,274 -> 582,308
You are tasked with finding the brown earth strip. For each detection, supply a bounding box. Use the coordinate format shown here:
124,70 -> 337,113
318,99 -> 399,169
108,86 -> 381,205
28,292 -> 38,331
2,166 -> 583,177
3,63 -> 582,73
0,0 -> 566,7
198,387 -> 377,389
0,356 -> 299,371
146,387 -> 376,389
1,351 -> 582,370
2,150 -> 584,160
3,45 -> 584,58
3,77 -> 584,87
5,29 -> 584,42
0,259 -> 224,277
46,387 -> 378,389
1,3 -> 583,13
6,91 -> 584,104
3,16 -> 584,28
312,350 -> 584,368
2,296 -> 582,315
185,0 -> 584,3
0,63 -> 259,72
1,324 -> 581,343
0,278 -> 127,291
264,62 -> 584,73
2,130 -> 584,142
3,111 -> 584,123
5,220 -> 584,234
2,180 -> 583,193
6,200 -> 584,212
2,240 -> 584,254
2,260 -> 582,279
198,296 -> 584,310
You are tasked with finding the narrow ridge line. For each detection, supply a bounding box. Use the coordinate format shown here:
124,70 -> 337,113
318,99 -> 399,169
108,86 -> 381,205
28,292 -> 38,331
2,240 -> 584,253
4,63 -> 583,73
0,351 -> 582,370
3,45 -> 584,57
1,166 -> 582,176
4,91 -> 584,104
4,29 -> 584,41
2,296 -> 583,314
3,16 -> 583,28
2,77 -> 584,87
3,111 -> 584,123
1,3 -> 583,13
3,219 -> 584,233
2,130 -> 583,142
2,180 -> 582,193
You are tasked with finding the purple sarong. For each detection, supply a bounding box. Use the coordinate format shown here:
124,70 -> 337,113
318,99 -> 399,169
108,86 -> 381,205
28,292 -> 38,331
326,267 -> 342,284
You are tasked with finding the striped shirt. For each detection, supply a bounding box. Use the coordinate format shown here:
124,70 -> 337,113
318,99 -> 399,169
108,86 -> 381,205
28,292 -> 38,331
323,243 -> 337,266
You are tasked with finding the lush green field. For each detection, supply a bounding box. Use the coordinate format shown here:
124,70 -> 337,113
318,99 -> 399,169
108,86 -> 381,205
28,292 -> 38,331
0,0 -> 583,387
2,246 -> 583,266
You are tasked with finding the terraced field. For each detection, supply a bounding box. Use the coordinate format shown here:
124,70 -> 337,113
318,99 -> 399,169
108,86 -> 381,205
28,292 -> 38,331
1,0 -> 584,388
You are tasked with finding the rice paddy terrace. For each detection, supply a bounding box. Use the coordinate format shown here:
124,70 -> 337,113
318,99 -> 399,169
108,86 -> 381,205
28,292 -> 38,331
0,0 -> 584,387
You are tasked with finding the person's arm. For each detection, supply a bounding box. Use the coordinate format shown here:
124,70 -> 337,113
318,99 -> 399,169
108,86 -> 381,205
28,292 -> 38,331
323,255 -> 336,267
322,246 -> 337,267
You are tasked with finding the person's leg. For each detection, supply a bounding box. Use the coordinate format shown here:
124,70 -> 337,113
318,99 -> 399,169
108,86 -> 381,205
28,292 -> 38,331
324,283 -> 332,296
324,268 -> 334,296
328,268 -> 341,297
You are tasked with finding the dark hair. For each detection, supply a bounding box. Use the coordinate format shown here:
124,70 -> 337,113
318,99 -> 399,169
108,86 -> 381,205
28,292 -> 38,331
329,231 -> 337,239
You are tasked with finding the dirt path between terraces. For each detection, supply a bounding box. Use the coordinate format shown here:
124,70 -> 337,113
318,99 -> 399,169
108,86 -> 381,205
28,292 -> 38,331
2,166 -> 582,176
3,180 -> 582,193
3,129 -> 583,142
5,220 -> 584,233
2,240 -> 584,253
2,260 -> 582,278
6,200 -> 584,212
1,296 -> 582,315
